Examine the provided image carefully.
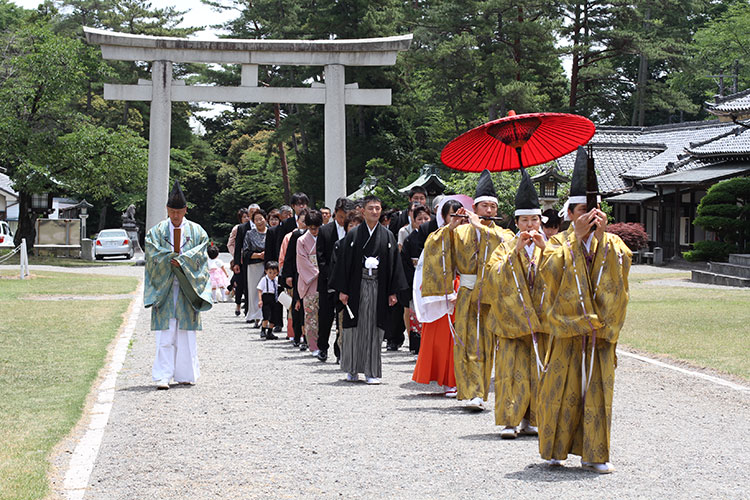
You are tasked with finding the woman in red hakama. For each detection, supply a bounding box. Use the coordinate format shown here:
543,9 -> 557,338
411,278 -> 458,394
411,198 -> 469,397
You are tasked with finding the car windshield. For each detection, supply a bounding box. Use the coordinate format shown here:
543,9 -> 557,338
99,230 -> 127,238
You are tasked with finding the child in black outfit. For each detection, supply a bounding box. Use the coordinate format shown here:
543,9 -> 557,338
257,260 -> 282,340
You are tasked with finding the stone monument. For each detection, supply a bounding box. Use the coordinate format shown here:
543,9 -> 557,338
121,204 -> 143,254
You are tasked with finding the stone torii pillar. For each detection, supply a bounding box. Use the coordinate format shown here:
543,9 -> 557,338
83,27 -> 412,230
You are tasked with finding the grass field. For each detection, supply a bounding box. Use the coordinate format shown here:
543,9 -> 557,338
0,270 -> 139,500
621,271 -> 750,380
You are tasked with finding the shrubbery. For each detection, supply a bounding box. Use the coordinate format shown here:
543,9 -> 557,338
686,177 -> 750,261
607,222 -> 649,251
683,240 -> 737,262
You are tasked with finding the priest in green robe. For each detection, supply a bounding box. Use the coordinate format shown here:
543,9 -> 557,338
144,181 -> 213,389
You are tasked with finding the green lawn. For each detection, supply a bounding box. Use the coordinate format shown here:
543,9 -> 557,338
0,270 -> 139,500
621,272 -> 750,380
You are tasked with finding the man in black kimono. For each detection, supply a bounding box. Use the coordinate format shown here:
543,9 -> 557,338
315,197 -> 352,362
282,211 -> 307,349
332,195 -> 407,384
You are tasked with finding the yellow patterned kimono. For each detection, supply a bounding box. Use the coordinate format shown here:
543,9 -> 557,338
483,238 -> 548,427
422,222 -> 514,401
536,229 -> 631,463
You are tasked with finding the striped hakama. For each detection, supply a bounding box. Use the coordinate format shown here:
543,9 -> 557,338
341,269 -> 384,378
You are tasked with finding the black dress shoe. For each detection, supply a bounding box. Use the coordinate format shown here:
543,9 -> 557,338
316,351 -> 328,362
266,331 -> 278,340
386,343 -> 399,351
273,325 -> 282,333
234,309 -> 240,316
293,340 -> 300,347
299,343 -> 308,352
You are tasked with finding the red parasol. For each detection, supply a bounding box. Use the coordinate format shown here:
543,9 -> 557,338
440,111 -> 595,172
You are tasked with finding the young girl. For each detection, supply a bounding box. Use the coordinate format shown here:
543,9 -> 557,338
257,261 -> 282,340
207,244 -> 230,303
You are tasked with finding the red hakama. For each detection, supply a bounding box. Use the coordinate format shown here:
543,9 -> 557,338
412,313 -> 456,387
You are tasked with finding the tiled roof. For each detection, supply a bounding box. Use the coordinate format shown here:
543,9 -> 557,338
684,125 -> 750,158
621,121 -> 737,179
591,126 -> 643,144
640,162 -> 750,185
705,89 -> 750,115
556,143 -> 662,194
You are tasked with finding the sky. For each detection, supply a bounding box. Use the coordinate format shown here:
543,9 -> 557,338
10,0 -> 237,38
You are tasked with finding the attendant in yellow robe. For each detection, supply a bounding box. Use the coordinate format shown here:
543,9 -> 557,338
421,170 -> 514,410
536,147 -> 632,474
483,168 -> 548,439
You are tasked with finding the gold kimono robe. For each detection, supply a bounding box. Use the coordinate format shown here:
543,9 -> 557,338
483,238 -> 548,427
537,229 -> 631,463
422,222 -> 514,401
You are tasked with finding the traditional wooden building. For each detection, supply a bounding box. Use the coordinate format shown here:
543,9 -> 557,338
554,91 -> 750,259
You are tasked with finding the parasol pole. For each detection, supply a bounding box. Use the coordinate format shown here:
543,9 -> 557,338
516,147 -> 525,170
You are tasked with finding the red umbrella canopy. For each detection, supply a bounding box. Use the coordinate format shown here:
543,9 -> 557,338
440,112 -> 595,172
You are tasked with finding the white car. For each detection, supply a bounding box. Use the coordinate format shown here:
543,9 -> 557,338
0,221 -> 13,248
95,229 -> 134,260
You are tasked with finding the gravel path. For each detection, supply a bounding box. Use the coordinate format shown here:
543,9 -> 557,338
76,300 -> 748,499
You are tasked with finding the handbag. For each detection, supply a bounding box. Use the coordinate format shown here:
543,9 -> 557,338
277,290 -> 293,309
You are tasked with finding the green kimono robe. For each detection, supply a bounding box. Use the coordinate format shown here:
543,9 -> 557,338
144,219 -> 213,331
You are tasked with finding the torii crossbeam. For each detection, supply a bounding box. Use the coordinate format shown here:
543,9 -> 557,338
84,27 -> 412,229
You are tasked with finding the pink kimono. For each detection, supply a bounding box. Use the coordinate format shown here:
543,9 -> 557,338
296,231 -> 320,351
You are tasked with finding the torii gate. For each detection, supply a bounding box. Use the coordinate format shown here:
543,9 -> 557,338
83,27 -> 412,230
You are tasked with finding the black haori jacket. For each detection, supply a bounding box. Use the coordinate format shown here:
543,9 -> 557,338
331,223 -> 407,330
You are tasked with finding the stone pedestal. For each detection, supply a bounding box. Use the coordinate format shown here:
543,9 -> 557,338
125,227 -> 143,255
81,238 -> 95,261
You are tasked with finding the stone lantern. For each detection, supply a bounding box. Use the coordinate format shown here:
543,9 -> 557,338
530,165 -> 570,210
74,199 -> 94,241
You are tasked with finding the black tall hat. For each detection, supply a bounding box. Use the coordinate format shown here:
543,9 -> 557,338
559,146 -> 599,220
474,169 -> 498,205
514,168 -> 541,216
569,146 -> 589,199
166,181 -> 187,209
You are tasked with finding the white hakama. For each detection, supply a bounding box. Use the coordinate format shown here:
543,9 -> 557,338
152,281 -> 200,383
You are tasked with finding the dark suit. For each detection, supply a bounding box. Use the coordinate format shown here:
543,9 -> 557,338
233,221 -> 253,312
388,209 -> 409,237
263,225 -> 279,264
315,221 -> 342,356
386,209 -> 410,348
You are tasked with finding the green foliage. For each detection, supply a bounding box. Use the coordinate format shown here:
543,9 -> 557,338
683,240 -> 737,262
693,176 -> 750,255
56,123 -> 148,206
364,157 -> 403,209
